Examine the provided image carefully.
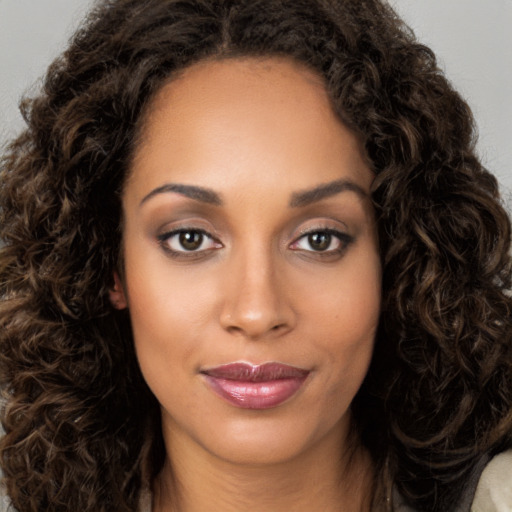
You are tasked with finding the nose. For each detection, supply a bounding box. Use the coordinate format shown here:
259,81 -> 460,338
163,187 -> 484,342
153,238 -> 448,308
219,248 -> 296,340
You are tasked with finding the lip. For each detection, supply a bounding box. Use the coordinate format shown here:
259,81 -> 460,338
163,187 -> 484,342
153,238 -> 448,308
201,362 -> 309,410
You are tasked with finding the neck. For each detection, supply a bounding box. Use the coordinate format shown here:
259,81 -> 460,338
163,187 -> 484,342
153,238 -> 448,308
153,420 -> 374,512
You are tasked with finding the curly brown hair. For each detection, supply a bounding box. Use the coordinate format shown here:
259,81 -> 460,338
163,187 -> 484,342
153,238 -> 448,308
1,1 -> 511,511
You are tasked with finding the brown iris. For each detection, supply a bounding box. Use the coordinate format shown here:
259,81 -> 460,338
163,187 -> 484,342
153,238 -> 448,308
179,231 -> 203,251
308,232 -> 331,251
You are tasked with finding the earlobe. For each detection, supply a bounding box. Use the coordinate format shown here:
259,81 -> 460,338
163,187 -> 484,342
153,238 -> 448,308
109,272 -> 128,310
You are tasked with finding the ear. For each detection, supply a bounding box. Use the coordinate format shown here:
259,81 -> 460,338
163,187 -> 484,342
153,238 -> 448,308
109,272 -> 128,310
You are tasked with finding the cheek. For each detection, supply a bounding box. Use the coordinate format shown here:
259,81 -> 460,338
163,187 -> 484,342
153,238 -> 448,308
126,277 -> 208,416
297,251 -> 381,380
124,237 -> 216,329
122,244 -> 228,390
127,280 -> 199,356
301,256 -> 381,337
122,246 -> 197,376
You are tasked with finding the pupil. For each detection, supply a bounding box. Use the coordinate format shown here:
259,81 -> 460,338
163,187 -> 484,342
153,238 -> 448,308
308,232 -> 331,251
179,231 -> 203,251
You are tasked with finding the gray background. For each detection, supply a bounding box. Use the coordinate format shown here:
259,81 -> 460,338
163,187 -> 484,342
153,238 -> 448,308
0,1 -> 511,510
0,0 -> 511,197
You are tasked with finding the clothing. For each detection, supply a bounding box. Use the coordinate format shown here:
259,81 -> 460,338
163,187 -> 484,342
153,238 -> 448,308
389,451 -> 512,512
394,453 -> 488,512
472,450 -> 512,512
139,489 -> 152,512
137,451 -> 512,512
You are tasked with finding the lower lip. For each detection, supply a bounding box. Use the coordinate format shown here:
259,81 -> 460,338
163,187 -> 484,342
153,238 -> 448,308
203,375 -> 307,409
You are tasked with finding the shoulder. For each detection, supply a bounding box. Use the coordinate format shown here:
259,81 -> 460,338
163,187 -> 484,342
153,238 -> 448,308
0,490 -> 11,512
471,449 -> 512,512
138,487 -> 152,512
393,449 -> 512,512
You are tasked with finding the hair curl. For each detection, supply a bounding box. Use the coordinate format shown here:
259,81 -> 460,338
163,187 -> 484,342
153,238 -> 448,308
1,1 -> 511,511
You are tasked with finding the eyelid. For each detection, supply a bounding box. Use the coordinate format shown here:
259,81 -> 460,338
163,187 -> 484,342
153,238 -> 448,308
288,223 -> 355,255
290,228 -> 352,247
157,226 -> 223,257
155,217 -> 221,244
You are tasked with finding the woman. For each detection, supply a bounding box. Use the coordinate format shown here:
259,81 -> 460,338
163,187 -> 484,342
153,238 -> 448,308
0,0 -> 511,511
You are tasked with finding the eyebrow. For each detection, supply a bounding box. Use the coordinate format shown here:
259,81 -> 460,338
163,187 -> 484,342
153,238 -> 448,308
140,178 -> 366,208
289,178 -> 367,207
140,183 -> 223,206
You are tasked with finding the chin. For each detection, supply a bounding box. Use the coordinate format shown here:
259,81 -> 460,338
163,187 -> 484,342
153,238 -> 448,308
187,409 -> 351,467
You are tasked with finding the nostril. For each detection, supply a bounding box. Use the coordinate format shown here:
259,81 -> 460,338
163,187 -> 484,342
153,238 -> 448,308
219,297 -> 295,338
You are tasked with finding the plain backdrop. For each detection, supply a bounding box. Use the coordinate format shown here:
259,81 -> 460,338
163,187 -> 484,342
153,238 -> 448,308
0,0 -> 511,196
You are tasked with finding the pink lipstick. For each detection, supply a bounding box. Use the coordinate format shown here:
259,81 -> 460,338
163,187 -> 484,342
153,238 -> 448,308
201,362 -> 309,409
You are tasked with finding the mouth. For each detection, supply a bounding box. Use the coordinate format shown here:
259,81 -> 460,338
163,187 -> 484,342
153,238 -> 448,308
200,362 -> 310,410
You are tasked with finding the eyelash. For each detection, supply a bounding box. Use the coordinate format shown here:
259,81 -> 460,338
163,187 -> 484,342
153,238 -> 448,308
157,227 -> 354,259
157,228 -> 222,258
289,228 -> 354,257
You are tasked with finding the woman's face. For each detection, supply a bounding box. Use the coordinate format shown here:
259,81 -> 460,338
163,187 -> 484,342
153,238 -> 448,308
118,57 -> 381,466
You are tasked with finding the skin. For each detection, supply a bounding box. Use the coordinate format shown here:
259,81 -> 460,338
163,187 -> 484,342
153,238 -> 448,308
113,57 -> 382,511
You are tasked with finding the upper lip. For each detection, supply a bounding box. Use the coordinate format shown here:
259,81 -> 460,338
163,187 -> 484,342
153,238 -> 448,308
201,362 -> 309,382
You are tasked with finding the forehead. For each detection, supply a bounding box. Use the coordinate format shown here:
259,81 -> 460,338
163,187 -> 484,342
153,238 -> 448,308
127,57 -> 372,202
146,56 -> 329,122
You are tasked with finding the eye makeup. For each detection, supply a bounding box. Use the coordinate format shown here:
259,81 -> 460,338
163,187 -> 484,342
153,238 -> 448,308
157,227 -> 223,259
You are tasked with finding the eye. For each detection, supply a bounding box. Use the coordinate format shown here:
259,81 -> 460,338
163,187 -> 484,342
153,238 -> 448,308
157,229 -> 221,254
290,229 -> 353,254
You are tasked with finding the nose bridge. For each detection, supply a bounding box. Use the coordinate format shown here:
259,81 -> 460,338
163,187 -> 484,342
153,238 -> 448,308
220,240 -> 293,338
